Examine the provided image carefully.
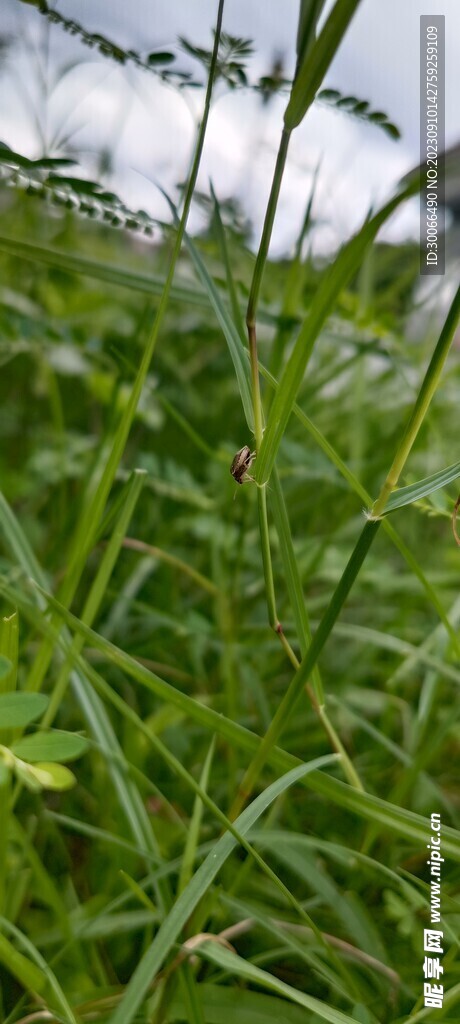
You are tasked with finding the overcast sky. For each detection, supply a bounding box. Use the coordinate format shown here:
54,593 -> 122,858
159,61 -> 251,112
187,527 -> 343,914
1,0 -> 459,255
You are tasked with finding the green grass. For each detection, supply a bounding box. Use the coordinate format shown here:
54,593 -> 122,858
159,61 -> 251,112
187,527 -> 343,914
0,1 -> 459,1022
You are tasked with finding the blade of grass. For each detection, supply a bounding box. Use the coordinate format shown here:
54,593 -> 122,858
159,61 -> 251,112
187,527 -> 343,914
167,982 -> 314,1024
107,758 -> 334,1024
285,0 -> 362,130
0,491 -> 162,873
0,583 -> 338,964
42,468 -> 146,726
189,940 -> 370,1024
271,468 -> 364,791
23,0 -> 226,701
7,580 -> 460,861
171,201 -> 254,431
259,357 -> 460,653
211,185 -> 246,343
232,285 -> 460,811
378,458 -> 460,514
256,178 -> 421,486
178,738 -> 215,896
269,160 -> 321,384
0,234 -> 281,328
0,917 -> 79,1024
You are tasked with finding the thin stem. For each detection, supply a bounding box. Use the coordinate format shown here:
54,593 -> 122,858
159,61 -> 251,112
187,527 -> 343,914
257,487 -> 279,631
246,128 -> 291,337
245,129 -> 291,639
24,0 -> 226,696
232,283 -> 460,814
246,129 -> 291,450
122,537 -> 219,596
230,520 -> 378,818
244,118 -> 365,791
278,636 -> 364,792
372,284 -> 460,519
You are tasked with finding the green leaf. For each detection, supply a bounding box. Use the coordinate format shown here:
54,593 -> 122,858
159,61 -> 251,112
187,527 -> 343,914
0,916 -> 78,1024
14,579 -> 460,862
165,195 -> 254,432
256,177 -> 420,484
11,731 -> 89,763
178,737 -> 215,894
0,656 -> 13,683
0,692 -> 49,728
194,942 -> 363,1024
318,88 -> 341,101
25,761 -> 76,791
285,0 -> 362,129
168,983 -> 309,1024
380,460 -> 460,515
147,51 -> 175,65
0,612 -> 18,694
108,758 -> 330,1024
382,121 -> 401,140
0,234 -> 279,326
0,930 -> 45,996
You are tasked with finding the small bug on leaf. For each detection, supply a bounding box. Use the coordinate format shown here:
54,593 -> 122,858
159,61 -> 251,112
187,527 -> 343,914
230,445 -> 256,485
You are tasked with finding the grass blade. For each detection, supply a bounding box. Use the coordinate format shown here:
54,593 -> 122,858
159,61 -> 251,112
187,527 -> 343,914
6,581 -> 460,860
108,759 -> 331,1024
256,179 -> 420,485
380,458 -> 460,514
286,0 -> 361,129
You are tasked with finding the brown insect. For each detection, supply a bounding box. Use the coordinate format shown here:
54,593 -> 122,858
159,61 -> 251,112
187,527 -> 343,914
230,445 -> 256,485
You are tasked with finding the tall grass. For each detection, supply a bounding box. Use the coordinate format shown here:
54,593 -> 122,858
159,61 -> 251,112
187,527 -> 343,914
0,1 -> 459,1022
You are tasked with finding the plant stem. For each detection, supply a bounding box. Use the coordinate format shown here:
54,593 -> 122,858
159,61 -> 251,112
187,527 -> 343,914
230,519 -> 379,817
232,284 -> 460,815
25,0 -> 226,697
371,284 -> 460,519
257,487 -> 279,632
246,127 -> 291,449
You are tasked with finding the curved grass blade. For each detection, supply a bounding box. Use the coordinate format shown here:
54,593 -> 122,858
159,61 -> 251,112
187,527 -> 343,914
166,195 -> 254,432
108,759 -> 331,1024
7,580 -> 460,862
167,982 -> 310,1024
380,459 -> 460,514
256,178 -> 420,485
285,0 -> 362,129
259,358 -> 460,653
0,916 -> 78,1024
0,491 -> 160,867
191,940 -> 366,1024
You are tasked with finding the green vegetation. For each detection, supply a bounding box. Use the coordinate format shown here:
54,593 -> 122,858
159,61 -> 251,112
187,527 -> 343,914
0,1 -> 459,1022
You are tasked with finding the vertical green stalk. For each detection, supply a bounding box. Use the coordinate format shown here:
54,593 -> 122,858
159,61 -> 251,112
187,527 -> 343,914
233,286 -> 460,813
271,470 -> 364,790
0,611 -> 18,914
246,128 -> 291,449
246,129 -> 291,450
0,771 -> 10,917
25,0 -> 226,697
245,127 -> 288,662
41,470 -> 146,728
371,284 -> 460,519
243,6 -> 368,786
257,486 -> 279,631
245,130 -> 290,644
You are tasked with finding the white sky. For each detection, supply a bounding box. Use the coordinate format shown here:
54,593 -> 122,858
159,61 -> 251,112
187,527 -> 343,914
1,0 -> 459,255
